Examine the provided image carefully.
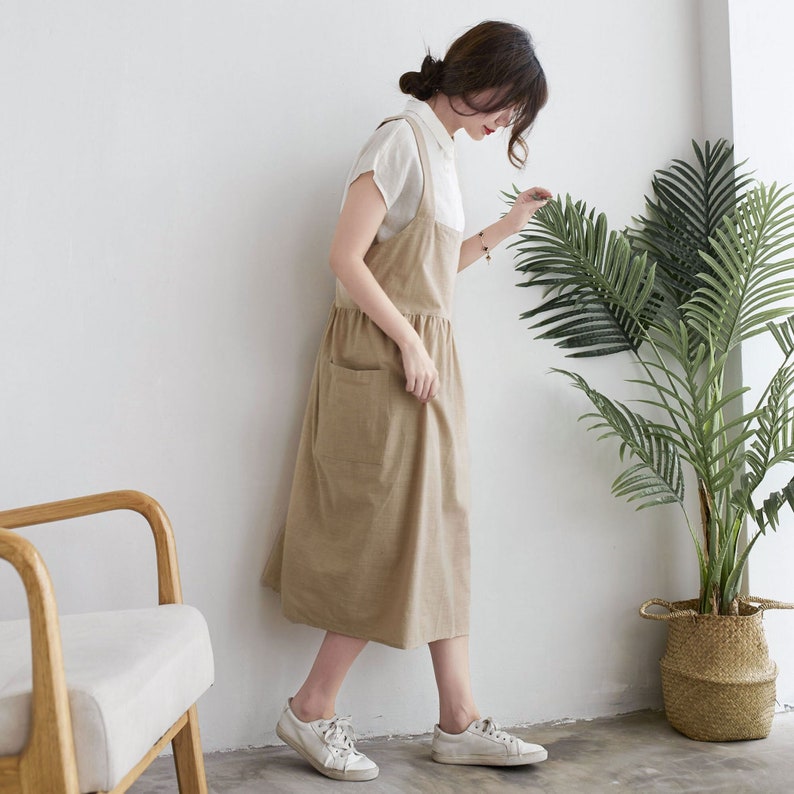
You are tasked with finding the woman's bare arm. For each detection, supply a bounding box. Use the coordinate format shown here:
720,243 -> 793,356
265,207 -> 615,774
329,172 -> 439,403
458,186 -> 551,272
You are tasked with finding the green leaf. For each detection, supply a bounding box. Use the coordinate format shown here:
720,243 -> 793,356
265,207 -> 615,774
627,139 -> 752,313
731,474 -> 794,533
767,315 -> 794,357
684,183 -> 794,353
514,196 -> 658,356
553,369 -> 685,509
722,530 -> 764,609
742,364 -> 794,488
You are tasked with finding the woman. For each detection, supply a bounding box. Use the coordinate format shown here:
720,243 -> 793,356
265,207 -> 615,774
263,20 -> 551,782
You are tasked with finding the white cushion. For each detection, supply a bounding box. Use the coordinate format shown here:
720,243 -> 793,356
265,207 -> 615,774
0,604 -> 214,793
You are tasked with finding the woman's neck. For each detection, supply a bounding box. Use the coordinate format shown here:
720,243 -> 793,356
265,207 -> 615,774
426,94 -> 459,138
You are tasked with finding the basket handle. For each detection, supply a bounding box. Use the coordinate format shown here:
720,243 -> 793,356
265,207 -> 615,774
741,596 -> 794,612
639,596 -> 794,619
639,599 -> 697,621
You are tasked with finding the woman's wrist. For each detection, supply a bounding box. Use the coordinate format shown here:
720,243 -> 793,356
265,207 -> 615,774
499,212 -> 525,238
396,324 -> 422,353
480,216 -> 517,251
459,214 -> 528,272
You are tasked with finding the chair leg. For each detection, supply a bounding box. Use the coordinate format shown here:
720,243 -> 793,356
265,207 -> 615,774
172,704 -> 208,794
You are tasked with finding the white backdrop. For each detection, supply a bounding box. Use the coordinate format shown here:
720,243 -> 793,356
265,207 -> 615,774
1,0 -> 735,752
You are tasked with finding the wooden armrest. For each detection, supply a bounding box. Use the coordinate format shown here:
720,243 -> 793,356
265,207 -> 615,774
0,529 -> 80,793
0,490 -> 183,605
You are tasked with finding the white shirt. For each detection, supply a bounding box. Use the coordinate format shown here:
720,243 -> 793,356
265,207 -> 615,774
341,98 -> 465,242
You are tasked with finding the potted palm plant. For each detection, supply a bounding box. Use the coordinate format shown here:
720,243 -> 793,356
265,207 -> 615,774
511,140 -> 794,741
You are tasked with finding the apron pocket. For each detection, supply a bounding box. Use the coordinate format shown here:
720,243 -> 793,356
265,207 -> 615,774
316,362 -> 390,465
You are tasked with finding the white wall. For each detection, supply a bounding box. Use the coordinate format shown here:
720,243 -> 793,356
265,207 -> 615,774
1,1 -> 705,751
698,0 -> 733,142
728,0 -> 794,709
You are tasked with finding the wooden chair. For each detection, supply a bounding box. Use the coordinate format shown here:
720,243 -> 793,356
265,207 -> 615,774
0,490 -> 214,793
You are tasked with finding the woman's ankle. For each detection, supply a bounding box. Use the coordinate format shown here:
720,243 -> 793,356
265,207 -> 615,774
289,693 -> 335,723
438,706 -> 480,734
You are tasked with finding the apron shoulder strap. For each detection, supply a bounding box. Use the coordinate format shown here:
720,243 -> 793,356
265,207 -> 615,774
375,115 -> 434,216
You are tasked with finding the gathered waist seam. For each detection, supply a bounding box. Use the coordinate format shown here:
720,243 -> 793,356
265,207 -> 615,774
332,302 -> 450,322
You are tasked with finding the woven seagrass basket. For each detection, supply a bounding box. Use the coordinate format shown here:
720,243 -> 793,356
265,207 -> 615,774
640,597 -> 794,741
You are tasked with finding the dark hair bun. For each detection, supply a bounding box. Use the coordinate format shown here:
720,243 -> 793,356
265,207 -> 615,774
399,54 -> 444,101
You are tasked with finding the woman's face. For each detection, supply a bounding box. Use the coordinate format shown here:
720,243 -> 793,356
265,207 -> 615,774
452,91 -> 516,141
462,106 -> 515,141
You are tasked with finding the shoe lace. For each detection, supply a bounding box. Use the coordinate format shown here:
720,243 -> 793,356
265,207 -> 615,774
320,715 -> 359,758
476,717 -> 515,743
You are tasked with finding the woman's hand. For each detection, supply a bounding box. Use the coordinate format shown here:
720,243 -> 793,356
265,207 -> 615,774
399,336 -> 439,404
504,186 -> 553,234
458,186 -> 553,272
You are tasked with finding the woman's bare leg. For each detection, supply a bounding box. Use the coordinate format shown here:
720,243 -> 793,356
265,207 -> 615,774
429,635 -> 480,733
290,631 -> 368,721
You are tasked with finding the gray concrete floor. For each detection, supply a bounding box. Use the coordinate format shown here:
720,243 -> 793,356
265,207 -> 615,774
131,710 -> 794,793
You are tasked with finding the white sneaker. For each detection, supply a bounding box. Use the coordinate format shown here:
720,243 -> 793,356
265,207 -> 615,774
432,717 -> 548,766
276,700 -> 379,781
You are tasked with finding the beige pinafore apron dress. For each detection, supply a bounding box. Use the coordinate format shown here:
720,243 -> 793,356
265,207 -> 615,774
263,115 -> 470,650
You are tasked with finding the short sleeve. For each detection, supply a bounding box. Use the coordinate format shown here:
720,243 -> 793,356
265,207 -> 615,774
341,120 -> 421,211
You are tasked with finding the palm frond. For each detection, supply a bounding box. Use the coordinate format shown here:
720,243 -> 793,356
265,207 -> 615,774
743,364 -> 794,487
554,369 -> 685,508
513,196 -> 658,357
760,479 -> 794,531
628,139 -> 752,308
767,315 -> 794,357
732,474 -> 794,534
684,183 -> 794,353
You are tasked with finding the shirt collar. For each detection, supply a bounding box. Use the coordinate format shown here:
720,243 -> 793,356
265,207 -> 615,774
403,97 -> 456,159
